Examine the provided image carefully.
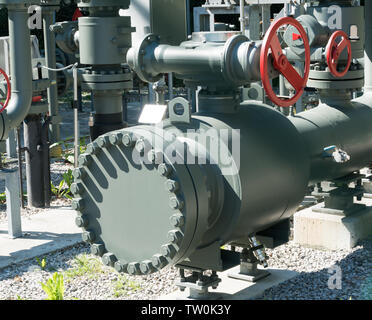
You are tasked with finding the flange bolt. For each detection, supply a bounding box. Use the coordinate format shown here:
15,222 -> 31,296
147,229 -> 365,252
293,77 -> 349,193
102,253 -> 117,267
158,164 -> 172,177
82,231 -> 95,243
151,254 -> 168,269
127,262 -> 141,275
91,244 -> 105,256
170,213 -> 185,227
161,244 -> 177,259
114,261 -> 128,273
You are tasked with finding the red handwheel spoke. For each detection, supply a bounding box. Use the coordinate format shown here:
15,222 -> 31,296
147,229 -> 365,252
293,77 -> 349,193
260,17 -> 310,108
270,33 -> 283,63
0,68 -> 11,114
326,30 -> 352,78
280,61 -> 304,93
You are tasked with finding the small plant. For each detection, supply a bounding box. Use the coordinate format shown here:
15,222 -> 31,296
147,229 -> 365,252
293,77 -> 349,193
112,274 -> 141,298
65,254 -> 105,280
40,272 -> 65,300
51,169 -> 74,200
50,136 -> 89,164
36,257 -> 47,270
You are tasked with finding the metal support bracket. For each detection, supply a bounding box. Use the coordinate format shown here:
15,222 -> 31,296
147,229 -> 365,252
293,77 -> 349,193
168,97 -> 191,124
0,168 -> 22,238
175,269 -> 222,300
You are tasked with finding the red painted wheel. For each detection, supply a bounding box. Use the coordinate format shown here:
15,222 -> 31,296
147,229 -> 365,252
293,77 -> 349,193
0,68 -> 11,114
326,30 -> 352,78
260,17 -> 310,108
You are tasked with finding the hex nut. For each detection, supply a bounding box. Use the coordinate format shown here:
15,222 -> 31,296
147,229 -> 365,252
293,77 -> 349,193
140,260 -> 154,274
109,133 -> 123,145
114,261 -> 128,273
151,254 -> 168,269
135,139 -> 145,153
165,180 -> 179,192
158,164 -> 172,177
102,253 -> 117,266
86,142 -> 100,155
167,230 -> 183,245
71,182 -> 84,195
72,168 -> 86,180
75,215 -> 88,228
91,244 -> 105,256
169,197 -> 184,210
71,198 -> 84,211
122,133 -> 135,147
78,154 -> 92,166
97,136 -> 110,148
170,213 -> 185,227
82,231 -> 95,243
161,244 -> 177,259
127,262 -> 140,275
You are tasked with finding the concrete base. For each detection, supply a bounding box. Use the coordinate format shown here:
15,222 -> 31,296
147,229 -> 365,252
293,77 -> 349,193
0,208 -> 82,269
294,203 -> 372,250
159,266 -> 298,300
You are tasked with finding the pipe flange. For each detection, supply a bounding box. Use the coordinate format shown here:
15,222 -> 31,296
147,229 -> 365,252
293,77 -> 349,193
129,33 -> 162,83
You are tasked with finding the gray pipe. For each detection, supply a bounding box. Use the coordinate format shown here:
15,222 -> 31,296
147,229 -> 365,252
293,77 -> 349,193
363,0 -> 372,91
0,8 -> 33,141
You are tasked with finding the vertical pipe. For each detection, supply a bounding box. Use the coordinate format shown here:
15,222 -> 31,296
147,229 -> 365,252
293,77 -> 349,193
17,126 -> 24,209
364,1 -> 372,91
24,115 -> 45,208
240,0 -> 245,33
43,8 -> 60,143
0,8 -> 33,140
73,67 -> 79,168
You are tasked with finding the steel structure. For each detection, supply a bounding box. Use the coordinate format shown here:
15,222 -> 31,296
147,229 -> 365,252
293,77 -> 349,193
0,0 -> 371,297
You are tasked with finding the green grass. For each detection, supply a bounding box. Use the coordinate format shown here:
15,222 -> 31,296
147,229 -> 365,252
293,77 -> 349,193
112,274 -> 141,298
64,254 -> 105,280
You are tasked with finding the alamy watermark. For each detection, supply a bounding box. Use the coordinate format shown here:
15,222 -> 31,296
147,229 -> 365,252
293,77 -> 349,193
129,123 -> 241,176
28,5 -> 42,30
328,265 -> 342,290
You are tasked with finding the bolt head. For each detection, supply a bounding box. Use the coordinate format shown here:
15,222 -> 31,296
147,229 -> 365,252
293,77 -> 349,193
75,215 -> 88,228
86,142 -> 99,155
165,180 -> 179,193
102,253 -> 117,266
109,133 -> 123,145
78,154 -> 92,167
97,136 -> 110,148
169,197 -> 184,210
127,262 -> 140,275
82,231 -> 95,243
140,260 -> 153,274
91,244 -> 105,256
161,244 -> 177,259
114,261 -> 128,273
72,198 -> 84,211
167,230 -> 183,245
158,164 -> 172,177
135,139 -> 145,153
122,134 -> 135,147
71,182 -> 84,196
72,168 -> 85,180
151,254 -> 167,269
170,213 -> 185,227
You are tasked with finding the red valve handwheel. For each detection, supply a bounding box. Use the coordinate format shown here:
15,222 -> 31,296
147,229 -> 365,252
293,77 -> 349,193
260,17 -> 310,108
325,30 -> 352,78
0,68 -> 11,114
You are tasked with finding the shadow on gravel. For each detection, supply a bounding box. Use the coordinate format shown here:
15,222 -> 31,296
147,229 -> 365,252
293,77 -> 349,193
257,238 -> 372,300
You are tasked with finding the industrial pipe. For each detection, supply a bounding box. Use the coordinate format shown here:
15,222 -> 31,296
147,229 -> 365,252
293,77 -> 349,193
0,8 -> 33,141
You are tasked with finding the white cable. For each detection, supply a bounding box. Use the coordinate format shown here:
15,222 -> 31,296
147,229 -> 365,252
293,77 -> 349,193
40,62 -> 78,72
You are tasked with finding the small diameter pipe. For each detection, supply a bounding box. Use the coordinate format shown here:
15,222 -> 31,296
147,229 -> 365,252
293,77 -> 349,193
0,9 -> 33,141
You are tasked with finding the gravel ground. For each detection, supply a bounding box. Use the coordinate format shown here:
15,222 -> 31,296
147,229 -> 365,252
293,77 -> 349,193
0,160 -> 73,224
0,237 -> 371,300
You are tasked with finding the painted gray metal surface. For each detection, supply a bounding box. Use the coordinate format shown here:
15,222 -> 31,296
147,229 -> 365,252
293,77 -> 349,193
0,168 -> 21,238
